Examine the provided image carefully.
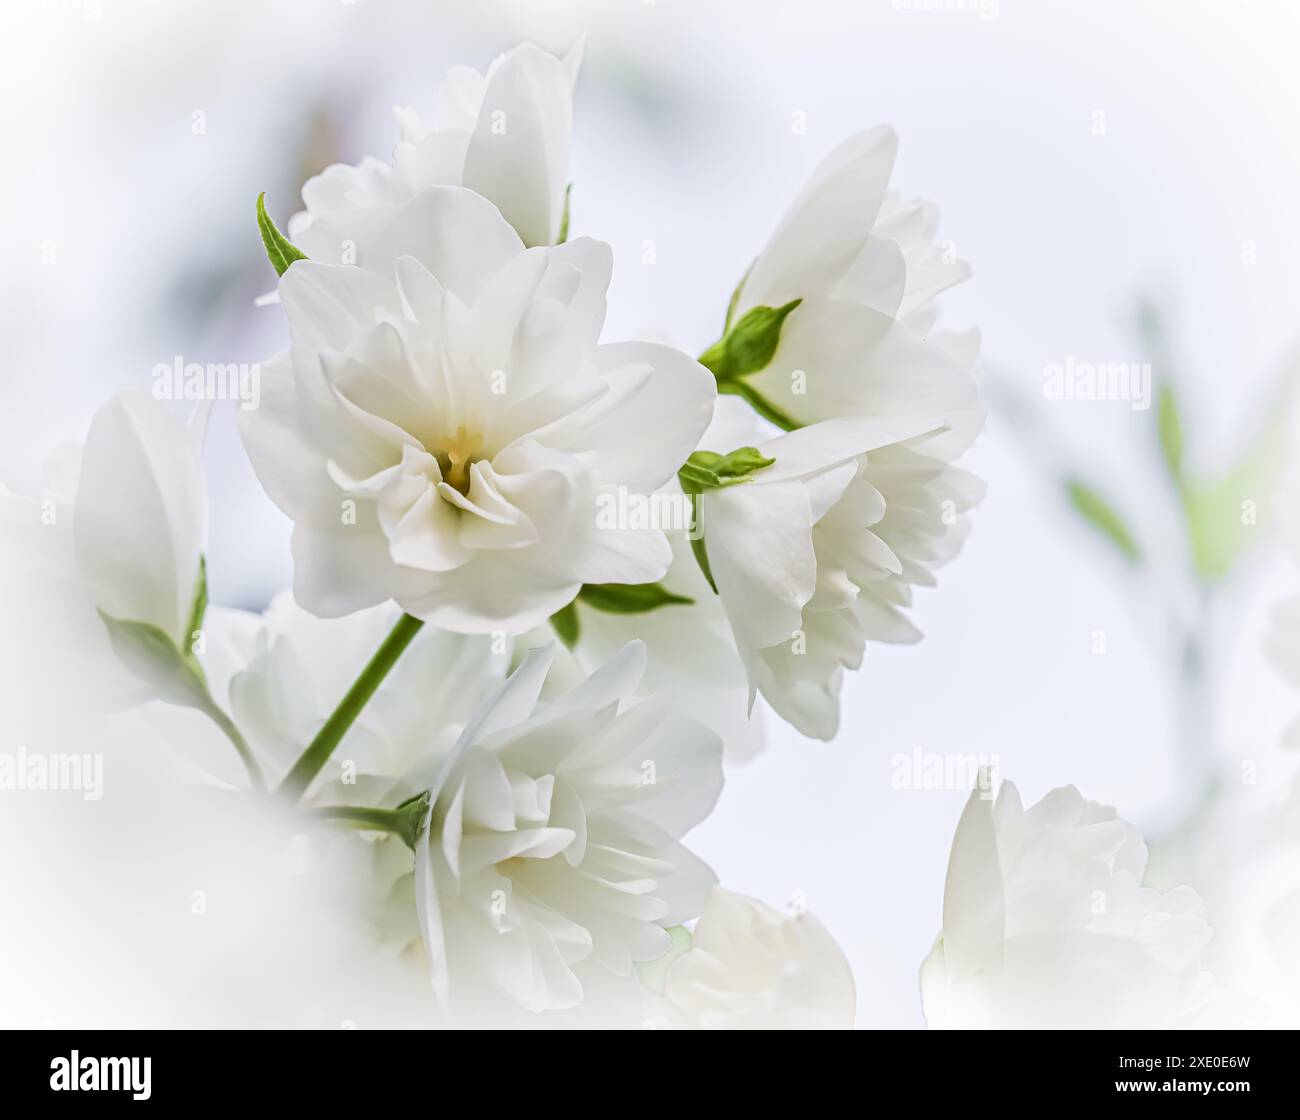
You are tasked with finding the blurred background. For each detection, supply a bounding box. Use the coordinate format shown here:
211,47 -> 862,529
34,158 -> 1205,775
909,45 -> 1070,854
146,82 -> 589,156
5,0 -> 1300,1026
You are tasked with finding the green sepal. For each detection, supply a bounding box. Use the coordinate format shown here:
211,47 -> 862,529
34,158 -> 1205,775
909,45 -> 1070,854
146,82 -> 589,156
393,791 -> 433,849
97,611 -> 212,709
96,555 -> 265,789
257,192 -> 308,277
690,527 -> 718,595
699,298 -> 801,383
678,448 -> 773,594
678,446 -> 775,494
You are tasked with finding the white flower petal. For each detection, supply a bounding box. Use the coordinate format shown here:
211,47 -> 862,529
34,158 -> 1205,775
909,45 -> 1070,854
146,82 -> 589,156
462,43 -> 579,247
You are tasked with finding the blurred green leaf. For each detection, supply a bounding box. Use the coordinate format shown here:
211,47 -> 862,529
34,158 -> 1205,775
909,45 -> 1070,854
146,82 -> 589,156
1156,383 -> 1184,481
1135,297 -> 1164,351
1184,429 -> 1284,580
1064,478 -> 1141,564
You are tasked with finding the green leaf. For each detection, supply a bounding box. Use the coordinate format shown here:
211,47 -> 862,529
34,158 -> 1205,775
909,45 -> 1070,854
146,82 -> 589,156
557,183 -> 572,244
578,582 -> 693,614
1156,383 -> 1184,481
699,298 -> 802,383
550,601 -> 580,647
184,555 -> 208,661
1064,478 -> 1141,564
256,192 -> 308,277
678,446 -> 775,495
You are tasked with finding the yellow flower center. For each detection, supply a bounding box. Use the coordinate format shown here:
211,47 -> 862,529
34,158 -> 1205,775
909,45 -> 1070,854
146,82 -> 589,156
433,425 -> 484,497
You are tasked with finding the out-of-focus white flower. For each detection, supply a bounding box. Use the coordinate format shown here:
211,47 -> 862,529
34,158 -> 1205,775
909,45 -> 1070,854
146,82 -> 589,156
242,186 -> 715,634
695,398 -> 979,739
1266,593 -> 1300,748
292,39 -> 582,252
73,390 -> 207,654
1,391 -> 212,731
921,777 -> 1251,1029
659,887 -> 855,1029
720,126 -> 982,452
413,640 -> 723,1013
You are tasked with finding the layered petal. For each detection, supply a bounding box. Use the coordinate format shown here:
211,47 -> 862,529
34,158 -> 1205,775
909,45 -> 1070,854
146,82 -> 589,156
413,641 -> 723,1013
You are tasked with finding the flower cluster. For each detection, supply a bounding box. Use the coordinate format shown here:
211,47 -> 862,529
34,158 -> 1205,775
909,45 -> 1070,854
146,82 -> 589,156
7,36 -> 1238,1029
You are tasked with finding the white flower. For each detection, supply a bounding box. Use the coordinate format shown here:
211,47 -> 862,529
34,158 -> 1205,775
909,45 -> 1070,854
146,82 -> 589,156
73,390 -> 207,652
293,40 -> 582,252
413,640 -> 723,1013
241,186 -> 715,634
696,398 -> 981,739
660,887 -> 855,1029
729,126 -> 982,449
921,777 -> 1248,1029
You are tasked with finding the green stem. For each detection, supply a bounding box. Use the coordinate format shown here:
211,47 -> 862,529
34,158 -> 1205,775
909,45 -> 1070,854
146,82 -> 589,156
203,696 -> 266,792
277,612 -> 425,801
717,378 -> 802,432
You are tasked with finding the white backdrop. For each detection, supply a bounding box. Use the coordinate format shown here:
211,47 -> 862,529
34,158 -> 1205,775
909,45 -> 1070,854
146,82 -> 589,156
4,0 -> 1300,1026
